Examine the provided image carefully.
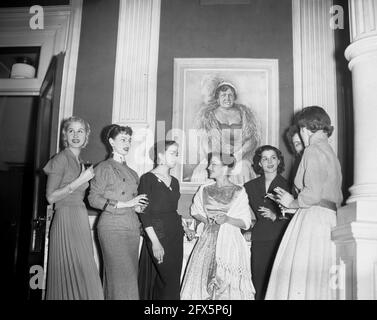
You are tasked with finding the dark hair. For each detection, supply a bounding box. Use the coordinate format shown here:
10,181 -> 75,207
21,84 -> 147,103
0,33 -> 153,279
106,124 -> 133,149
214,84 -> 237,101
61,116 -> 91,149
252,145 -> 285,175
208,152 -> 236,169
285,125 -> 302,155
149,140 -> 178,166
296,106 -> 334,137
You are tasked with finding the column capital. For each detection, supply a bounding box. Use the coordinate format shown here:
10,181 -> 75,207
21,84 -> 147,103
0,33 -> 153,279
345,35 -> 377,70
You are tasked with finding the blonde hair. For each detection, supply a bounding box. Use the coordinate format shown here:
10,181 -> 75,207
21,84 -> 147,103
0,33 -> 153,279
61,116 -> 91,148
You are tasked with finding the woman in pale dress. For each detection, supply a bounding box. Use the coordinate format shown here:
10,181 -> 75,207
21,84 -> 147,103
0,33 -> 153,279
181,152 -> 256,300
43,116 -> 103,300
265,106 -> 343,300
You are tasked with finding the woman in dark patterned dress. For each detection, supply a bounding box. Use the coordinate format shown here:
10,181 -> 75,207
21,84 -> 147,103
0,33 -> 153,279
43,116 -> 103,300
88,125 -> 148,300
138,140 -> 189,300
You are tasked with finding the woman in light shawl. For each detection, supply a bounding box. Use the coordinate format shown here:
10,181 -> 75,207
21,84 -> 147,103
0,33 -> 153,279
181,152 -> 256,300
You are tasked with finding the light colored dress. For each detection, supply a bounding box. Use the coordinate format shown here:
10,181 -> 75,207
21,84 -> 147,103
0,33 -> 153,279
265,131 -> 343,300
43,148 -> 104,300
180,182 -> 256,300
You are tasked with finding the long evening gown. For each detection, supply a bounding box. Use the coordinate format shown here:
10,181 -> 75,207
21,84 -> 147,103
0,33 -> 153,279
43,148 -> 103,300
181,183 -> 255,300
265,131 -> 343,300
138,172 -> 184,300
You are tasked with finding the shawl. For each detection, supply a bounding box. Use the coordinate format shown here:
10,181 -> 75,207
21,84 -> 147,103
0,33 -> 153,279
191,182 -> 256,299
196,102 -> 261,159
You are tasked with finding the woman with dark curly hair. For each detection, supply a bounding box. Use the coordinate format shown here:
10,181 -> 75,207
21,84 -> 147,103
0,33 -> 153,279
43,116 -> 103,300
88,124 -> 148,300
244,145 -> 291,300
265,106 -> 343,300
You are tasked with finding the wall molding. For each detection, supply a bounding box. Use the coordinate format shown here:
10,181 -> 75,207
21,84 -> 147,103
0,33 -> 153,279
112,0 -> 161,175
291,0 -> 338,153
0,2 -> 83,153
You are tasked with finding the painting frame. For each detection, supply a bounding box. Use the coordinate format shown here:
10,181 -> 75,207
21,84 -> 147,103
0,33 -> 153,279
170,58 -> 279,194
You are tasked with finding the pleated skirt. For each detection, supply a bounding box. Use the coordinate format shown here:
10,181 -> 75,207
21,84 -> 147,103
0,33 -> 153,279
45,204 -> 104,300
265,206 -> 337,300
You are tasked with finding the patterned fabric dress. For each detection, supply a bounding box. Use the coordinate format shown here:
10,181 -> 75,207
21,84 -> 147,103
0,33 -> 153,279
181,183 -> 255,300
43,148 -> 103,300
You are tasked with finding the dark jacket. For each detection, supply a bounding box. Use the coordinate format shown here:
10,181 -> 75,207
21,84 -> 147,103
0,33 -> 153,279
244,174 -> 291,242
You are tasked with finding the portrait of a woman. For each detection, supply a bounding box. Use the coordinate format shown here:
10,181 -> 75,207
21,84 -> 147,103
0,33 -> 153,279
190,81 -> 261,185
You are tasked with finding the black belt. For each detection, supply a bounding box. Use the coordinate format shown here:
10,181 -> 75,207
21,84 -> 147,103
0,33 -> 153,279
318,199 -> 337,211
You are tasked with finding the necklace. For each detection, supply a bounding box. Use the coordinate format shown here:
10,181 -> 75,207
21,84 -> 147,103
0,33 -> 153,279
153,172 -> 172,191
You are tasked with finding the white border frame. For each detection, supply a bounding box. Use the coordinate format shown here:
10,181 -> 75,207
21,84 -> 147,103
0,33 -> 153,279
171,58 -> 279,194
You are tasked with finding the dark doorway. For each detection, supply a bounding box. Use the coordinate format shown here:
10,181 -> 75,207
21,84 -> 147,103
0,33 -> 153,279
0,95 -> 39,299
0,53 -> 64,300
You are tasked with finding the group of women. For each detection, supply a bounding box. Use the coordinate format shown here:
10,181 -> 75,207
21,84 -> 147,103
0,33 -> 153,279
43,103 -> 342,300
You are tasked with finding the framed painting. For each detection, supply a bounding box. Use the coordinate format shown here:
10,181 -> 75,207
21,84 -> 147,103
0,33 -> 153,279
170,58 -> 279,194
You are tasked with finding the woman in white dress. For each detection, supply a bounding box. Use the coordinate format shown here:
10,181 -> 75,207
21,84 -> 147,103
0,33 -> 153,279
181,152 -> 256,300
265,106 -> 343,300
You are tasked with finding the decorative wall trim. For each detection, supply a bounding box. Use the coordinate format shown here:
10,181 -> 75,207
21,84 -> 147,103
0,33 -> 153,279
112,0 -> 161,175
0,6 -> 71,95
0,2 -> 83,153
291,0 -> 338,153
292,0 -> 303,114
58,0 -> 83,126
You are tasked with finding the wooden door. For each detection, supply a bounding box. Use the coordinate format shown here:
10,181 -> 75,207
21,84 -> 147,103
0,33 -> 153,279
28,53 -> 64,300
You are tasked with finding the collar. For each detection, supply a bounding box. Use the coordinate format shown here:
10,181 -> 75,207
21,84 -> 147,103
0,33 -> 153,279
65,148 -> 82,165
112,151 -> 127,164
309,130 -> 328,145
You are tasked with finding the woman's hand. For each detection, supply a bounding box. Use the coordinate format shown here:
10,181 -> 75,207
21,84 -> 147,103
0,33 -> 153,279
274,187 -> 294,208
78,165 -> 95,184
259,206 -> 277,222
135,203 -> 148,213
184,228 -> 197,241
279,205 -> 298,215
117,194 -> 149,209
152,241 -> 164,264
213,213 -> 229,225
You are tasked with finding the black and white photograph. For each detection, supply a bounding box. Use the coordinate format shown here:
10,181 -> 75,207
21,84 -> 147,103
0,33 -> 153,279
0,0 -> 376,306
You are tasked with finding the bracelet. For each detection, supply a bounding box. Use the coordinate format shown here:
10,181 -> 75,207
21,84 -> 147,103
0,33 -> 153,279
103,199 -> 110,211
103,199 -> 118,212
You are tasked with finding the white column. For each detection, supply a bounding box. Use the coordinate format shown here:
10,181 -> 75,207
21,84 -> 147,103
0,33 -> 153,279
332,0 -> 377,300
292,0 -> 338,152
112,0 -> 161,175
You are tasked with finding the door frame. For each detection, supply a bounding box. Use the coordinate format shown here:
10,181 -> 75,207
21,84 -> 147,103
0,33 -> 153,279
0,1 -> 83,147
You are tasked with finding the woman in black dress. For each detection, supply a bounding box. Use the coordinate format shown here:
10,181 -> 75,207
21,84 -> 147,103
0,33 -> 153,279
244,145 -> 291,300
138,140 -> 188,300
